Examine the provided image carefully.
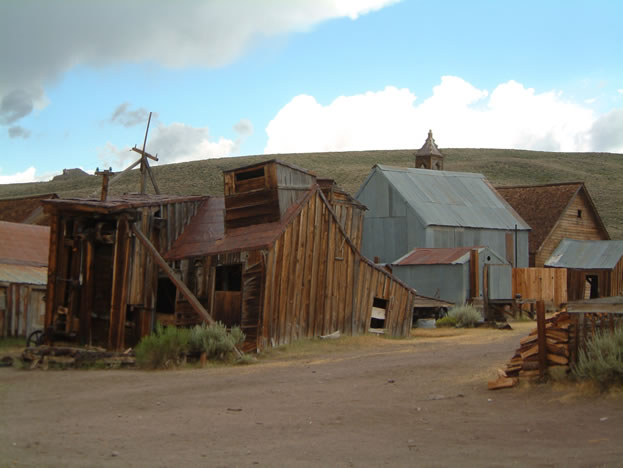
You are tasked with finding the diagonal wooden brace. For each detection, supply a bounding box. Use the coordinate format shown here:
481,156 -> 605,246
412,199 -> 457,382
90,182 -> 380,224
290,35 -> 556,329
130,223 -> 243,358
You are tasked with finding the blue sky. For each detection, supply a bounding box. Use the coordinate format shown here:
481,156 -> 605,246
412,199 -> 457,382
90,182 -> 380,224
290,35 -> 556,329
1,0 -> 622,183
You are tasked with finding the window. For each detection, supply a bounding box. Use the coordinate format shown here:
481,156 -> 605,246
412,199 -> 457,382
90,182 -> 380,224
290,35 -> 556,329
370,297 -> 388,329
577,209 -> 582,218
235,167 -> 264,182
215,264 -> 242,291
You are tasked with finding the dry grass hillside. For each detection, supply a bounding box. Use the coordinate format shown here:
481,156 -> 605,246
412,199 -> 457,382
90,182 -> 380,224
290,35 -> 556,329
1,148 -> 622,237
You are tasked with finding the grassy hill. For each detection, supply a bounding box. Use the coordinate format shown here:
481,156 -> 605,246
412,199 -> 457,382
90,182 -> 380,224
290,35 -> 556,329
1,148 -> 622,238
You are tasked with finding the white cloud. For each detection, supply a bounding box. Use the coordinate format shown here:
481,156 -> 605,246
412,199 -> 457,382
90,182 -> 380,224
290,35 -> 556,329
0,0 -> 398,125
0,167 -> 37,184
265,76 -> 620,154
618,89 -> 623,94
98,122 -> 238,169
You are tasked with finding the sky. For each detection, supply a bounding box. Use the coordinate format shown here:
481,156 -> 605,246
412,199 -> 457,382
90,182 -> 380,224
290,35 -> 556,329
1,0 -> 622,184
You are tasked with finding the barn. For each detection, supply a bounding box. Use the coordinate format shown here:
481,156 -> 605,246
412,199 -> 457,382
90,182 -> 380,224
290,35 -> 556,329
355,165 -> 530,267
497,182 -> 609,267
164,160 -> 421,352
0,221 -> 50,338
545,239 -> 623,301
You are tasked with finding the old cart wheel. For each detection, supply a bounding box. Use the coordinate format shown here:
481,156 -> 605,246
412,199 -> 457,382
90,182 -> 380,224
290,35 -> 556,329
26,330 -> 43,347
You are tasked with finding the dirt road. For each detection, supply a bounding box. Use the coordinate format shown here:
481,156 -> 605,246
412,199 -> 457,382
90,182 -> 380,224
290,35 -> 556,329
1,324 -> 622,467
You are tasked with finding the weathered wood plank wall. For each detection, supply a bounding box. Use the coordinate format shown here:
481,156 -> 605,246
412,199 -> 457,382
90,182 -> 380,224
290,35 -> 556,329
512,267 -> 567,307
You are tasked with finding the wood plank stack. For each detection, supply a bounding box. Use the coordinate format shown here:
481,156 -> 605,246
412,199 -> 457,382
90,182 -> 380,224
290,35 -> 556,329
489,310 -> 571,390
21,346 -> 135,369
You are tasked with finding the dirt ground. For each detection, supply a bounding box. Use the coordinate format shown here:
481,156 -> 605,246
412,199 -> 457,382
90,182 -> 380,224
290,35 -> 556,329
1,323 -> 622,468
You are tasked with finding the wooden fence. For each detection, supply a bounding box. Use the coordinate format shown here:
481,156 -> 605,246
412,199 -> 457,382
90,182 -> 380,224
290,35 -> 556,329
512,268 -> 567,308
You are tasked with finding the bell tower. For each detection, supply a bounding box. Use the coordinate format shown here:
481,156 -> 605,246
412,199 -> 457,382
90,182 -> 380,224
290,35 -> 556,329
415,130 -> 444,170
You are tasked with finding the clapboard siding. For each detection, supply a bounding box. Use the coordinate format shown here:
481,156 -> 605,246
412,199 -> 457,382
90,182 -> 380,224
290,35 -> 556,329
536,191 -> 609,267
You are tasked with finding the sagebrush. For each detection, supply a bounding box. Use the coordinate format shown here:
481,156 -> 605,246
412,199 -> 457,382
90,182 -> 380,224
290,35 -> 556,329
447,305 -> 481,328
435,316 -> 458,328
573,326 -> 623,390
135,322 -> 245,369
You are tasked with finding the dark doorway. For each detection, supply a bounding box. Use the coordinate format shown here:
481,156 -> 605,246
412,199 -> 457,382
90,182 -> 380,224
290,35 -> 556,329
586,275 -> 599,299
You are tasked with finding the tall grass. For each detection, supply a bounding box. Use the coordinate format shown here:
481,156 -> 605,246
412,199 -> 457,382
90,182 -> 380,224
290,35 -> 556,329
573,326 -> 623,390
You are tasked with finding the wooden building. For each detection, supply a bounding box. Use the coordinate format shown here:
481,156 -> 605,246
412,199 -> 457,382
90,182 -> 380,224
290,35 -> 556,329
0,193 -> 58,226
0,221 -> 50,337
165,160 -> 421,352
42,193 -> 208,350
497,182 -> 609,267
545,239 -> 623,301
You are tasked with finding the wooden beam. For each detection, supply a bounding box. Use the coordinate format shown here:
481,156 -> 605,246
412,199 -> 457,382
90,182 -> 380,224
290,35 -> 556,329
143,159 -> 161,195
131,146 -> 159,161
537,300 -> 547,380
130,223 -> 243,358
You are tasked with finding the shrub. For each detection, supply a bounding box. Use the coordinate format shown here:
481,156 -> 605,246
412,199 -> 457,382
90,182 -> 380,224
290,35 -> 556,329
447,305 -> 481,328
573,326 -> 623,390
435,316 -> 458,328
189,322 -> 245,361
135,323 -> 191,369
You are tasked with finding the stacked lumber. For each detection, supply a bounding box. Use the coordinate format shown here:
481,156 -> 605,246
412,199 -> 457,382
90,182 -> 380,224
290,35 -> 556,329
489,311 -> 571,390
22,346 -> 135,369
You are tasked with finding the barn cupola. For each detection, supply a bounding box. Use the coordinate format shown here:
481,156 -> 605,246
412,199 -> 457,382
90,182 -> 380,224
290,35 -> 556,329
415,129 -> 444,170
223,160 -> 316,231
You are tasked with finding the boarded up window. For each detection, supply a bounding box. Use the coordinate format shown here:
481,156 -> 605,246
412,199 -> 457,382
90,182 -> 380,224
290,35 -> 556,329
370,297 -> 387,329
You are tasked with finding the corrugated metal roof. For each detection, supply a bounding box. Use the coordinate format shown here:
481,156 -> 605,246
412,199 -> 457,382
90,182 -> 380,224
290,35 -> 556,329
393,247 -> 476,265
0,221 -> 50,267
0,263 -> 47,285
372,166 -> 530,231
545,239 -> 623,270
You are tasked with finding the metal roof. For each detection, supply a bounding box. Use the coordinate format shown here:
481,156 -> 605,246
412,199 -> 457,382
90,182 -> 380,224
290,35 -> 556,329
0,221 -> 50,267
0,263 -> 47,285
545,239 -> 623,270
362,166 -> 530,231
392,247 -> 475,265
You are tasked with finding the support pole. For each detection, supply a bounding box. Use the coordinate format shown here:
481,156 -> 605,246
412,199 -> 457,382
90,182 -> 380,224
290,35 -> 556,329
537,300 -> 547,380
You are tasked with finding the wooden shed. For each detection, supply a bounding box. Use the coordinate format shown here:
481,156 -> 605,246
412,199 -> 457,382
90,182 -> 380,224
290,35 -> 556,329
42,193 -> 208,350
0,193 -> 58,226
0,221 -> 50,338
497,182 -> 609,267
545,239 -> 623,301
165,160 -> 420,352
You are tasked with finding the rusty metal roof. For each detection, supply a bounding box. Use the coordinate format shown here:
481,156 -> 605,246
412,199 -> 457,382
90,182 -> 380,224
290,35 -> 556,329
0,221 -> 50,267
545,239 -> 623,270
392,247 -> 477,265
164,189 -> 314,260
43,194 -> 209,214
0,264 -> 47,285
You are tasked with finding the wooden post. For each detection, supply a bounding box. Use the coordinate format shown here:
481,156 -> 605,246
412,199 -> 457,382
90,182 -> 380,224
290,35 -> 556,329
108,217 -> 132,351
469,248 -> 479,300
537,300 -> 547,379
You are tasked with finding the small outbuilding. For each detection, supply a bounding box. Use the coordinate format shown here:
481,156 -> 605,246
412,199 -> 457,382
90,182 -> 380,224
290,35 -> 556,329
0,221 -> 50,337
545,239 -> 623,301
390,246 -> 511,307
